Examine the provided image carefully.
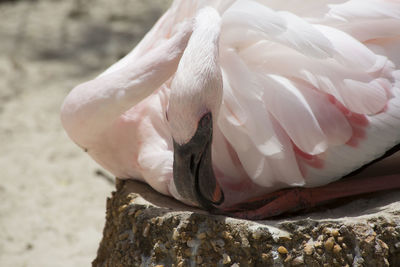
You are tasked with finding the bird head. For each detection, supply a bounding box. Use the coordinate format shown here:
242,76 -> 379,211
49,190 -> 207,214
167,7 -> 224,210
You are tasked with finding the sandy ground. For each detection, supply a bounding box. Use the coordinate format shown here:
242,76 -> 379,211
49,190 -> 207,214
0,0 -> 170,266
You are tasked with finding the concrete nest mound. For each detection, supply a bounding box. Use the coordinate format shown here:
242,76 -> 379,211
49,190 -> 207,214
93,180 -> 400,267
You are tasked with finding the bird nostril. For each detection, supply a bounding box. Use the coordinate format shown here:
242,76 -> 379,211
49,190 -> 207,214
200,112 -> 211,128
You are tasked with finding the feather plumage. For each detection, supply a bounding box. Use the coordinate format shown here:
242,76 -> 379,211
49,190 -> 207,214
61,0 -> 400,207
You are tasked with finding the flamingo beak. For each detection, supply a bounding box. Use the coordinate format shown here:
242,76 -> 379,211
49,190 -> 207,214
173,112 -> 224,210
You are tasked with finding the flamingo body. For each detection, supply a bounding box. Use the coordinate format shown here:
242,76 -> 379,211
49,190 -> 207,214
61,0 -> 400,210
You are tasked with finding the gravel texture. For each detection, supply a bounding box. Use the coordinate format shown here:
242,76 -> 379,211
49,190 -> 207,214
93,180 -> 400,267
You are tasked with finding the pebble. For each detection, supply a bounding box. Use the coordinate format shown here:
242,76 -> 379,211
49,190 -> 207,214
153,241 -> 164,253
378,240 -> 389,250
385,226 -> 395,235
311,229 -> 319,238
222,253 -> 231,264
365,235 -> 375,244
261,253 -> 270,262
278,246 -> 288,254
324,237 -> 335,251
284,254 -> 292,263
118,204 -> 128,213
333,244 -> 342,254
184,248 -> 192,257
304,243 -> 314,255
240,235 -> 250,248
323,228 -> 331,235
134,209 -> 143,218
303,234 -> 311,239
314,241 -> 322,248
172,228 -> 180,241
346,253 -> 354,262
292,256 -> 304,266
252,230 -> 263,240
118,232 -> 129,241
384,258 -> 390,266
142,223 -> 150,238
221,231 -> 233,241
331,229 -> 340,238
197,232 -> 207,240
131,223 -> 137,234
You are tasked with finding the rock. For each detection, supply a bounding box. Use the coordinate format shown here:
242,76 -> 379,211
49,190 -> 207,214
333,244 -> 342,255
303,243 -> 314,255
278,246 -> 289,255
93,180 -> 400,267
324,237 -> 335,251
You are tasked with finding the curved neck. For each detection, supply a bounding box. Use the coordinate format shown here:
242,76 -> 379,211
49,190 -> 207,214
168,7 -> 223,144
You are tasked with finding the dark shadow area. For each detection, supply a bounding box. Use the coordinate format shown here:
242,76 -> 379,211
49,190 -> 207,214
122,152 -> 400,224
121,177 -> 400,225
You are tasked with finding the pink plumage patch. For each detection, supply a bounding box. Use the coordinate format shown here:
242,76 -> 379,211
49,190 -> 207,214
327,94 -> 369,148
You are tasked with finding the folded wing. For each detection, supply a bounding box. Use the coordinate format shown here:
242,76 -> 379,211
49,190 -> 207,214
217,0 -> 400,189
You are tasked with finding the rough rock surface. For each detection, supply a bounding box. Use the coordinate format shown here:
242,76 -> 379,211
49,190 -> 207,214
93,180 -> 400,267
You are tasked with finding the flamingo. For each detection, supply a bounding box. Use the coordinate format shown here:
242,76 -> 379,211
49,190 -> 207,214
61,0 -> 400,219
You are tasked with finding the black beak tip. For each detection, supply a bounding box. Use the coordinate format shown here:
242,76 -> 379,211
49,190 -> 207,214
195,181 -> 224,211
172,112 -> 225,211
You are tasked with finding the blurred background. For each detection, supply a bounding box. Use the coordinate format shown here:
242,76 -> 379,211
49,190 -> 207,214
0,0 -> 171,266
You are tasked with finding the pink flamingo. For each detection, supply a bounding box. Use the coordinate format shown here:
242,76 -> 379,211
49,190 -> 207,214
61,0 -> 400,219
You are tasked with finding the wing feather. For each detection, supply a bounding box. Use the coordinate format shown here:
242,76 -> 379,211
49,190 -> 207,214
218,0 -> 400,189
